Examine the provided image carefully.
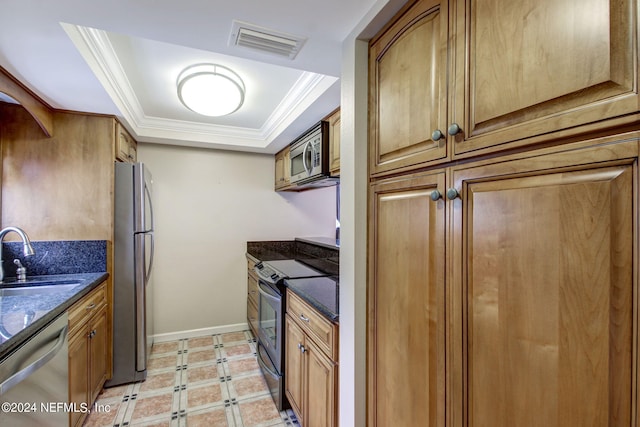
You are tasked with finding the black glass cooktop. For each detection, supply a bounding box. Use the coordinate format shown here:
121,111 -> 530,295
255,259 -> 327,285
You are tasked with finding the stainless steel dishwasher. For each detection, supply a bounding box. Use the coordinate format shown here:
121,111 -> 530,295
0,313 -> 69,426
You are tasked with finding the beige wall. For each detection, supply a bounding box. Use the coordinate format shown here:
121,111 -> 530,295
138,143 -> 337,337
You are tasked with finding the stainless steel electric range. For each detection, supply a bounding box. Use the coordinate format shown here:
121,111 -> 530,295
253,259 -> 329,410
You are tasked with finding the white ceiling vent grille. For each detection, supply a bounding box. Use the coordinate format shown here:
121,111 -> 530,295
229,21 -> 306,59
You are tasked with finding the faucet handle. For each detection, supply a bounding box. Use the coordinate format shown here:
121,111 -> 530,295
13,259 -> 26,282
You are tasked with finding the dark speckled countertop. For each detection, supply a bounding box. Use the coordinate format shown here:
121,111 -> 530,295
0,272 -> 108,360
285,276 -> 339,322
247,238 -> 339,323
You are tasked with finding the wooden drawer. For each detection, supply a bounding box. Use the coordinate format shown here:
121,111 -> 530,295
69,281 -> 107,335
287,291 -> 338,361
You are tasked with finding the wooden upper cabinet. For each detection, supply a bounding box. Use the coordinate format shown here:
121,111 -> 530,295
370,0 -> 640,176
116,122 -> 137,163
451,0 -> 639,157
450,137 -> 637,427
369,0 -> 449,176
275,145 -> 293,191
326,108 -> 341,177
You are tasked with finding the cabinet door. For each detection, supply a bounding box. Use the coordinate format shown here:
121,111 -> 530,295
452,0 -> 638,157
283,149 -> 291,185
368,170 -> 446,427
451,139 -> 637,427
275,146 -> 291,190
305,339 -> 337,427
328,109 -> 341,176
89,308 -> 108,403
68,330 -> 89,427
275,151 -> 286,189
369,0 -> 449,176
285,315 -> 306,419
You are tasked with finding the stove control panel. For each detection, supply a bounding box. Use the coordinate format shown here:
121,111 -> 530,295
254,262 -> 281,283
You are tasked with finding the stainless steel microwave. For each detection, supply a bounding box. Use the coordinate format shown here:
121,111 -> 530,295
289,121 -> 338,188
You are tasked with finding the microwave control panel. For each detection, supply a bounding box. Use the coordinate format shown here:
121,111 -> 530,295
310,134 -> 322,167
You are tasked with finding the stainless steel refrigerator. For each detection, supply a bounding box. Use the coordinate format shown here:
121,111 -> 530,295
106,162 -> 155,387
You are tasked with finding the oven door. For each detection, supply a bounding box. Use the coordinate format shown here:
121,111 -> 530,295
257,280 -> 283,372
257,342 -> 289,410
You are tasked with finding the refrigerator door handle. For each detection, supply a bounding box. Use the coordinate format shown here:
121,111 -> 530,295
134,234 -> 146,372
144,179 -> 155,233
146,232 -> 155,285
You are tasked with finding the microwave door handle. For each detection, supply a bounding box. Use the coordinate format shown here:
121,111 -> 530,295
302,141 -> 312,175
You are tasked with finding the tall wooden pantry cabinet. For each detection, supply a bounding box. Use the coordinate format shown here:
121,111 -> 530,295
367,0 -> 640,426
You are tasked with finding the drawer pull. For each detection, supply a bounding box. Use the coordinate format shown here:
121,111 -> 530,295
86,303 -> 96,310
300,314 -> 310,323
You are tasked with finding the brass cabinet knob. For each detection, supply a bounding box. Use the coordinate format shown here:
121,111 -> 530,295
431,129 -> 444,142
446,188 -> 459,200
447,123 -> 461,136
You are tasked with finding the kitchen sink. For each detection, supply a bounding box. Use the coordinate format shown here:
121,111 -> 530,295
0,282 -> 82,297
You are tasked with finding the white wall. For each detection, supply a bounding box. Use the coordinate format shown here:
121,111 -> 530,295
340,1 -> 408,426
138,143 -> 336,337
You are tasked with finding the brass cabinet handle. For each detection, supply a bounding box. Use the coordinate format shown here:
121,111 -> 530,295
446,188 -> 460,200
431,129 -> 444,142
447,123 -> 462,136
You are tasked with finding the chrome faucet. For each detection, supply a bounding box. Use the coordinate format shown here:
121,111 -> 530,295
0,227 -> 35,282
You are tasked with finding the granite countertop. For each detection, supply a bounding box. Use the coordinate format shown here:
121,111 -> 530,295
247,239 -> 339,323
0,272 -> 108,360
295,237 -> 340,250
285,276 -> 339,322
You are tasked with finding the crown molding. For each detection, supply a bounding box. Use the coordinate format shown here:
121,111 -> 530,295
61,23 -> 336,149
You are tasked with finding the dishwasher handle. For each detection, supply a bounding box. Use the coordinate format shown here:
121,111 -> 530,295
0,324 -> 68,395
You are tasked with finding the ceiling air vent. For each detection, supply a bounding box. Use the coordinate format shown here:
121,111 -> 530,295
229,21 -> 306,59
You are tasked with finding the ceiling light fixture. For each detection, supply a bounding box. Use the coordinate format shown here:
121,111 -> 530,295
177,63 -> 245,117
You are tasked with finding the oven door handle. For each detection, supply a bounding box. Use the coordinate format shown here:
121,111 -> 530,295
257,346 -> 280,379
257,282 -> 281,302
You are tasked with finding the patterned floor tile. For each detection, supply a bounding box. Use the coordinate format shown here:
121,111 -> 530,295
235,395 -> 283,427
83,331 -> 298,427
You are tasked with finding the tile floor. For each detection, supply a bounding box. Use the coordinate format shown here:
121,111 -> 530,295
82,330 -> 300,427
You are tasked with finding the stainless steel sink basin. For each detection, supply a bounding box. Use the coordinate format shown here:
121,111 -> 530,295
0,282 -> 81,297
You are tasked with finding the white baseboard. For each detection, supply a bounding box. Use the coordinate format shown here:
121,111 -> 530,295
152,322 -> 250,343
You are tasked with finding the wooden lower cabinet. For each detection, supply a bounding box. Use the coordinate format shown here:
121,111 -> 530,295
286,316 -> 306,417
68,282 -> 109,427
68,331 -> 89,427
368,171 -> 446,427
285,292 -> 338,427
368,135 -> 639,426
